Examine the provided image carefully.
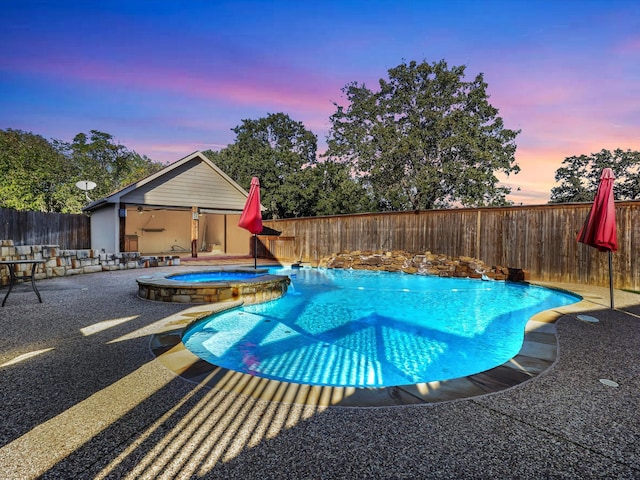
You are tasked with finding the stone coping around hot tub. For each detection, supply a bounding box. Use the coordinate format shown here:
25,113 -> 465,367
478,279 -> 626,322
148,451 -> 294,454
137,267 -> 290,304
150,282 -> 587,408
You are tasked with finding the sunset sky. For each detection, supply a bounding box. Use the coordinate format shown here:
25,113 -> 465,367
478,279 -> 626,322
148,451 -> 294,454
2,0 -> 639,205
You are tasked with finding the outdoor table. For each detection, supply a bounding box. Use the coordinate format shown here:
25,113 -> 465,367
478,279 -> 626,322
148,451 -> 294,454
0,259 -> 45,307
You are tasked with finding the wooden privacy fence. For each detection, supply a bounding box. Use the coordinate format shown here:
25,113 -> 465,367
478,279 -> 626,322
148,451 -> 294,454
264,201 -> 640,291
0,208 -> 90,249
254,235 -> 296,260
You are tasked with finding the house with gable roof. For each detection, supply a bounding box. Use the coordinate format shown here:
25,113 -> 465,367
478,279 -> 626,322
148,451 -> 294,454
83,151 -> 255,256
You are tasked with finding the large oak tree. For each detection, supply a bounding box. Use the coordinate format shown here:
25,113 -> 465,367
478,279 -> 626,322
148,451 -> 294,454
325,60 -> 521,210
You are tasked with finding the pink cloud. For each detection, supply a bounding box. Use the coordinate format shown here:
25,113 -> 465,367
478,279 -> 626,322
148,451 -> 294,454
5,51 -> 340,119
486,56 -> 640,178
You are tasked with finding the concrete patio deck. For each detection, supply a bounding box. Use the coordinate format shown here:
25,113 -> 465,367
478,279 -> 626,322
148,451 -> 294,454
0,261 -> 638,479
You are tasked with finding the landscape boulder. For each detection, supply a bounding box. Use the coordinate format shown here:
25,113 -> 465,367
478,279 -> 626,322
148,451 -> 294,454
318,250 -> 513,281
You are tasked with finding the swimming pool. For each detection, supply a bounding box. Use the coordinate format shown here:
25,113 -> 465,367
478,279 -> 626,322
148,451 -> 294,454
182,267 -> 580,387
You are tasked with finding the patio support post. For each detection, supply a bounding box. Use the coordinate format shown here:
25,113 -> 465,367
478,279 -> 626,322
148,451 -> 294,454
118,202 -> 127,253
191,206 -> 199,258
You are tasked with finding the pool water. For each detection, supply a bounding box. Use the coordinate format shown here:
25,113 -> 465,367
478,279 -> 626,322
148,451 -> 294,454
168,271 -> 265,282
182,268 -> 580,387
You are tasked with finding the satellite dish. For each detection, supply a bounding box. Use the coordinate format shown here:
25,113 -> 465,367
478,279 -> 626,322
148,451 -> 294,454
75,180 -> 97,201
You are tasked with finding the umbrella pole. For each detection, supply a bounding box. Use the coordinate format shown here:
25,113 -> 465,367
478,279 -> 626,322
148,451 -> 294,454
608,250 -> 614,309
254,234 -> 257,269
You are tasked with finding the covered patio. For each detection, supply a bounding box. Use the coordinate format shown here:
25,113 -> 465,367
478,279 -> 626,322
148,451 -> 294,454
83,151 -> 255,257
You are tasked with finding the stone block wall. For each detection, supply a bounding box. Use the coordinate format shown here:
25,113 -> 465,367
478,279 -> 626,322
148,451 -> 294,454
0,240 -> 180,286
318,250 -> 524,281
137,275 -> 290,304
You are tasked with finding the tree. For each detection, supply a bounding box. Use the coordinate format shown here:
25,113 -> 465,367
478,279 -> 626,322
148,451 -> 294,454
0,128 -> 164,213
550,149 -> 640,203
58,130 -> 164,201
0,129 -> 81,213
325,59 -> 521,210
276,160 -> 374,217
206,113 -> 374,218
310,160 -> 375,216
204,113 -> 320,219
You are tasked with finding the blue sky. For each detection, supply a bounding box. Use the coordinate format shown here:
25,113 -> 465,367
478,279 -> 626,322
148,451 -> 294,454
1,0 -> 639,204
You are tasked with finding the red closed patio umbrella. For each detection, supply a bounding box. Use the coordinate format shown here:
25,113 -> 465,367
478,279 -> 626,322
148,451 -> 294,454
238,177 -> 263,269
577,168 -> 617,308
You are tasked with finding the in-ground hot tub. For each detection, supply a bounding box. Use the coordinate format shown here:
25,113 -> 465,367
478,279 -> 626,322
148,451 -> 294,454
136,268 -> 290,304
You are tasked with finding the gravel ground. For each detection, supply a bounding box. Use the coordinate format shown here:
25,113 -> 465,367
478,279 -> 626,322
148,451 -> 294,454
0,266 -> 639,479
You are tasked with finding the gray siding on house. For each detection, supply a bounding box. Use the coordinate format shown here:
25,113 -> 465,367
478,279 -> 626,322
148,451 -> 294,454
121,159 -> 248,210
90,205 -> 118,252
